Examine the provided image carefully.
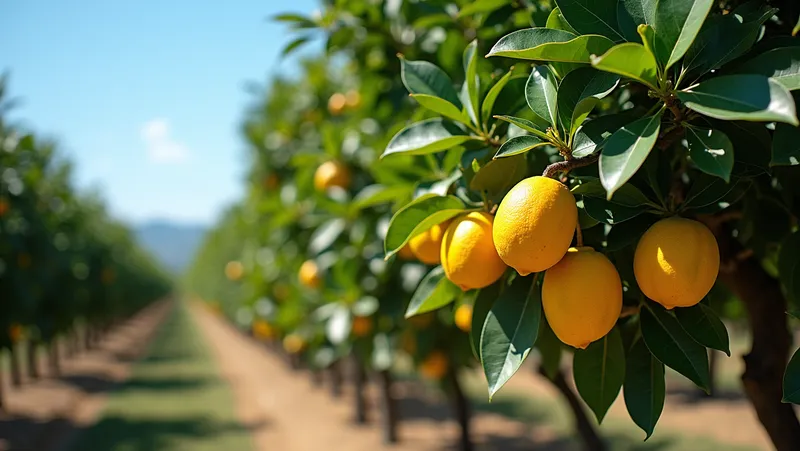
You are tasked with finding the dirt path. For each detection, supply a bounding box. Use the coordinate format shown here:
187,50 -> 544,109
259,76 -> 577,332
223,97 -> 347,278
0,301 -> 172,451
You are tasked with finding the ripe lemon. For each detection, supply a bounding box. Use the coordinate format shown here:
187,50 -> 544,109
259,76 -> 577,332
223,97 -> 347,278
252,320 -> 274,341
441,212 -> 506,291
408,220 -> 451,265
314,161 -> 351,192
542,247 -> 622,349
225,261 -> 244,281
352,315 -> 373,337
345,90 -> 362,109
328,93 -> 347,115
299,260 -> 322,288
454,304 -> 473,332
420,351 -> 449,380
493,176 -> 577,275
634,217 -> 719,309
283,334 -> 306,354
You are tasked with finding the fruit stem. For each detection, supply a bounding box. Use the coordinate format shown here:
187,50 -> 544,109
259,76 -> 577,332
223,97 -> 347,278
575,224 -> 583,247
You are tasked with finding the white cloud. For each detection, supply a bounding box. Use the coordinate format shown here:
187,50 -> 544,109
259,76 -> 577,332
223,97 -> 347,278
141,118 -> 189,163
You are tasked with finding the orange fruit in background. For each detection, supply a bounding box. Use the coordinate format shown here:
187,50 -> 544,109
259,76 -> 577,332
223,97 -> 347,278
345,90 -> 362,109
252,319 -> 275,341
225,261 -> 244,281
401,331 -> 416,354
0,198 -> 9,217
397,243 -> 415,260
420,351 -> 449,380
408,311 -> 435,329
17,253 -> 31,269
493,176 -> 577,275
283,334 -> 306,354
634,217 -> 720,309
454,304 -> 473,332
9,324 -> 23,343
351,315 -> 373,337
441,212 -> 506,291
408,220 -> 451,265
328,93 -> 347,115
314,161 -> 351,191
542,247 -> 622,349
299,260 -> 322,289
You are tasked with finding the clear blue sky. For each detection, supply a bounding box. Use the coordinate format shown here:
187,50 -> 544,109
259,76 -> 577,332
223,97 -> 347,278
1,0 -> 319,225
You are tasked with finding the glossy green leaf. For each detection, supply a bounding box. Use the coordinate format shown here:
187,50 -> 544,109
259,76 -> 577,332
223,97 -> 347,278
353,185 -> 415,210
734,47 -> 800,92
572,112 -> 636,158
309,218 -> 346,254
778,231 -> 800,305
383,119 -> 478,158
471,154 -> 527,195
384,194 -> 465,258
677,75 -> 799,125
281,36 -> 312,58
400,58 -> 461,107
464,40 -> 481,125
675,304 -> 731,356
458,0 -> 510,17
582,197 -> 646,225
536,318 -> 562,379
681,174 -> 748,211
641,304 -> 710,391
591,43 -> 659,89
652,0 -> 714,70
557,67 -> 619,136
493,115 -> 550,139
572,177 -> 656,208
487,28 -> 615,64
546,7 -> 578,34
526,66 -> 559,127
617,0 -> 656,42
471,282 -> 501,360
573,328 -> 625,423
494,135 -> 548,159
772,123 -> 800,166
606,214 -> 659,252
482,71 -> 525,125
599,112 -> 662,200
411,94 -> 470,124
784,349 -> 800,403
555,0 -> 625,42
623,339 -> 665,440
481,275 -> 541,399
686,127 -> 734,182
406,266 -> 461,317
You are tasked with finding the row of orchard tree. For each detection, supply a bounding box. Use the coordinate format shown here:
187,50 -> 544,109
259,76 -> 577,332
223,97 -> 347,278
186,1 -> 800,450
0,76 -> 172,407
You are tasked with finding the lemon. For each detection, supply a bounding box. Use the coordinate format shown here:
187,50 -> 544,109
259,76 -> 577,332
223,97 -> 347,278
634,217 -> 720,309
314,161 -> 351,191
420,351 -> 449,380
225,260 -> 244,281
397,243 -> 415,260
351,315 -> 373,337
542,247 -> 622,349
493,176 -> 577,275
345,90 -> 362,109
283,334 -> 306,354
328,93 -> 347,115
441,212 -> 506,290
408,220 -> 451,265
299,260 -> 322,288
252,320 -> 274,341
454,304 -> 473,332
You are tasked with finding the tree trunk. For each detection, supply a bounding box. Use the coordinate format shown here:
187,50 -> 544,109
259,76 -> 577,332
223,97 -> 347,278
351,354 -> 368,424
377,370 -> 398,444
329,360 -> 343,398
10,344 -> 21,387
49,341 -> 60,377
446,369 -> 473,451
84,326 -> 92,350
27,340 -> 39,381
542,367 -> 606,451
717,255 -> 800,451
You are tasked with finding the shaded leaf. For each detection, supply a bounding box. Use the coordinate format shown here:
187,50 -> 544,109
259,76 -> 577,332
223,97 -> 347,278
526,66 -> 559,127
546,7 -> 578,34
406,266 -> 461,317
772,123 -> 800,166
606,214 -> 659,252
624,339 -> 665,439
494,115 -> 550,139
494,135 -> 548,159
483,71 -> 525,124
471,154 -> 528,195
599,112 -> 663,200
555,0 -> 625,42
536,318 -> 562,379
464,40 -> 481,125
459,0 -> 510,17
686,127 -> 734,182
784,348 -> 800,403
571,177 -> 655,207
471,281 -> 501,360
583,196 -> 646,225
384,194 -> 465,258
572,112 -> 637,158
778,231 -> 800,306
617,0 -> 656,42
556,67 -> 620,136
400,58 -> 461,107
675,304 -> 731,356
573,328 -> 625,423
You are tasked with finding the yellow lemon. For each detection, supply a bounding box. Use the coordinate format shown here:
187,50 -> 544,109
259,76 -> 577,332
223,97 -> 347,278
345,90 -> 362,109
397,243 -> 415,260
454,304 -> 473,332
634,217 -> 720,309
542,247 -> 622,349
314,161 -> 351,191
328,92 -> 347,115
225,261 -> 244,281
252,319 -> 274,341
408,220 -> 451,265
283,334 -> 306,354
420,351 -> 449,380
352,315 -> 373,337
299,260 -> 322,288
493,176 -> 577,275
441,212 -> 506,291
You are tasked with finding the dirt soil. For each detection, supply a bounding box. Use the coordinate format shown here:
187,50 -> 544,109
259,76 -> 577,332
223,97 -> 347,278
0,301 -> 172,451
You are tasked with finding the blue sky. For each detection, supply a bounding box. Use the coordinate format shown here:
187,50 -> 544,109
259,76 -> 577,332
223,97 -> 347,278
1,0 -> 319,225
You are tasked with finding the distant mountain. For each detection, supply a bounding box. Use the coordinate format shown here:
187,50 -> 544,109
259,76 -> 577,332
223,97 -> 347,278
134,220 -> 207,273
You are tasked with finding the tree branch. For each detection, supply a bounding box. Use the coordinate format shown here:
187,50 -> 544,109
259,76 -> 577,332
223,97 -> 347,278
542,154 -> 599,178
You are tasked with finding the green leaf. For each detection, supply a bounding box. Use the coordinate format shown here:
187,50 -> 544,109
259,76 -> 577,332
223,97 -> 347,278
772,123 -> 800,166
458,0 -> 510,17
571,177 -> 654,207
384,194 -> 465,258
582,196 -> 646,225
383,119 -> 478,158
482,71 -> 524,125
677,75 -> 799,126
353,185 -> 414,210
641,304 -> 710,391
536,318 -> 562,379
281,36 -> 311,58
309,218 -> 346,254
471,154 -> 527,195
733,47 -> 800,92
681,174 -> 748,211
411,94 -> 470,124
555,0 -> 625,42
617,0 -> 656,42
406,266 -> 461,317
778,231 -> 800,305
412,13 -> 454,29
546,7 -> 578,34
493,115 -> 550,139
400,58 -> 462,107
573,328 -> 625,423
591,43 -> 659,90
686,127 -> 734,182
526,66 -> 559,127
481,275 -> 541,398
471,282 -> 501,360
572,112 -> 637,158
784,349 -> 800,403
464,40 -> 481,125
675,304 -> 731,356
652,0 -> 714,70
272,13 -> 316,27
487,28 -> 614,64
494,135 -> 548,159
556,68 -> 619,136
623,338 -> 665,440
599,112 -> 663,200
606,214 -> 659,252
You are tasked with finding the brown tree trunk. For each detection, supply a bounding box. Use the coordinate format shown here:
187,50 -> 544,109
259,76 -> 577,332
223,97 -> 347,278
542,367 -> 606,451
351,354 -> 368,424
329,360 -> 343,398
446,369 -> 473,451
10,344 -> 21,387
27,340 -> 39,381
377,370 -> 398,444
